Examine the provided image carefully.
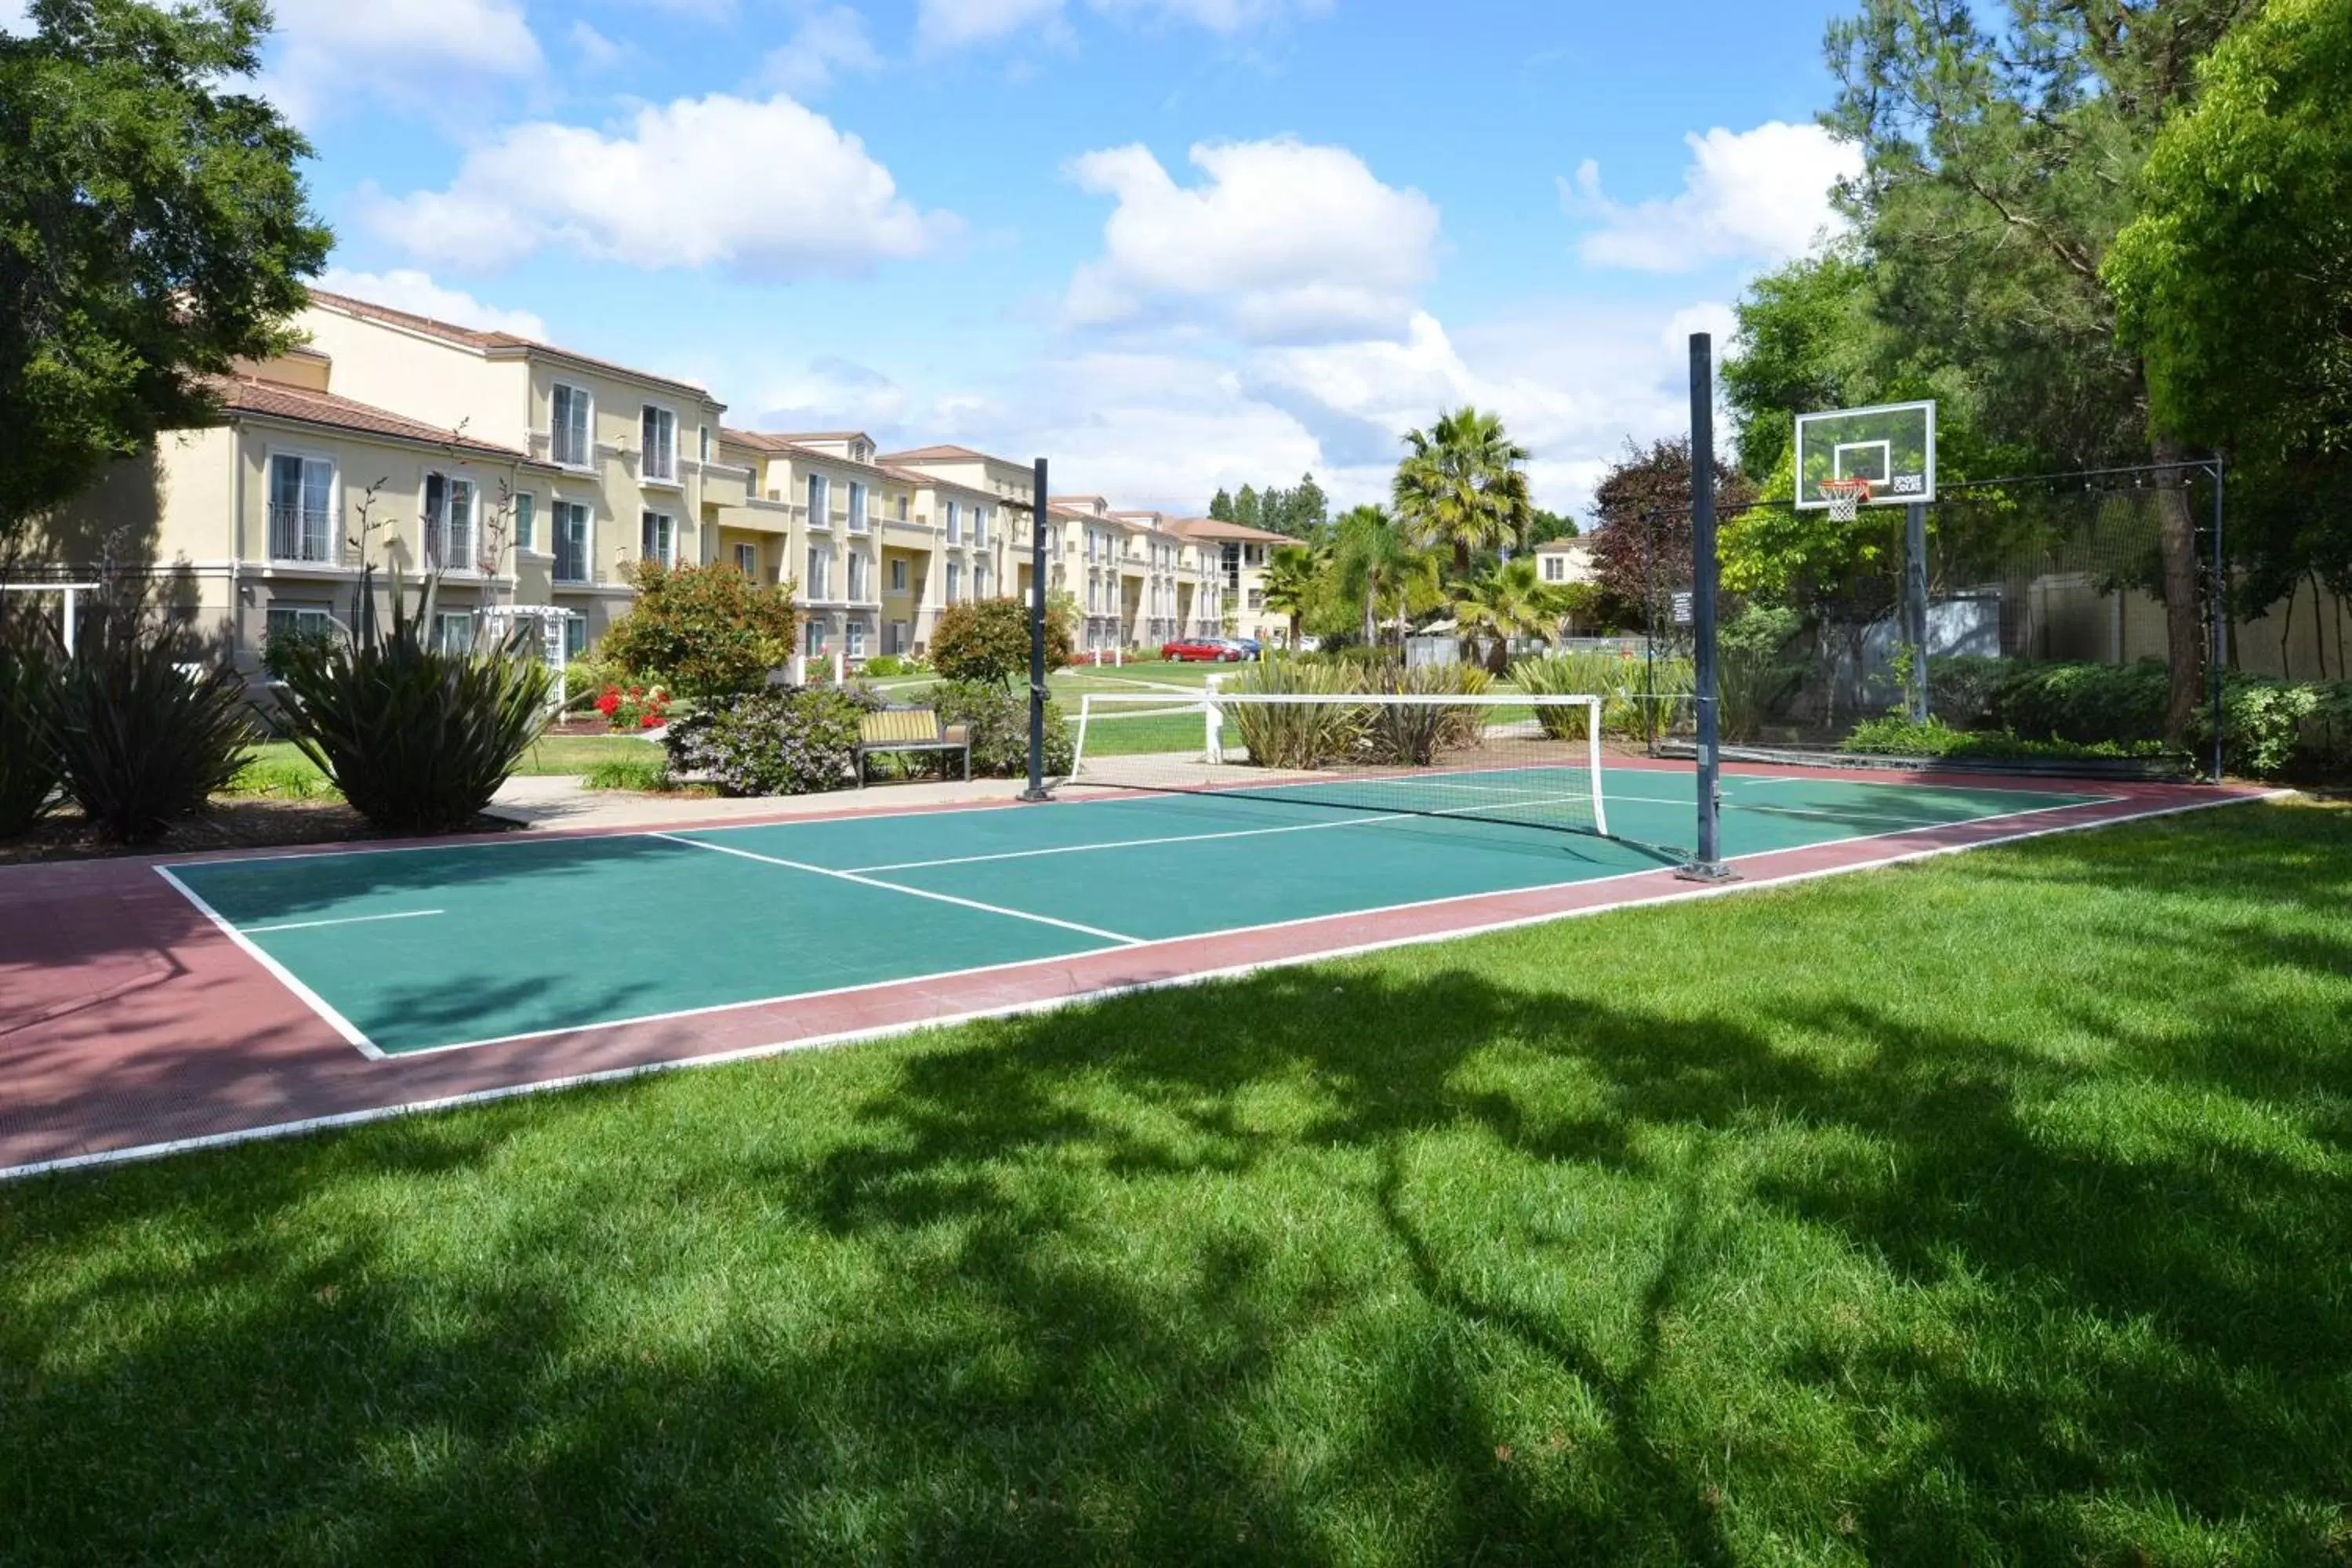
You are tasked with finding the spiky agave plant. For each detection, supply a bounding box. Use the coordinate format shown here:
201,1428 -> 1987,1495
1228,660 -> 1366,771
1360,659 -> 1490,765
272,568 -> 553,834
0,628 -> 64,837
45,617 -> 252,843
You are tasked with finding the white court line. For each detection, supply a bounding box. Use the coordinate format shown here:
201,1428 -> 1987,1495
645,830 -> 1145,946
151,867 -> 386,1060
241,909 -> 446,935
23,789 -> 2278,1182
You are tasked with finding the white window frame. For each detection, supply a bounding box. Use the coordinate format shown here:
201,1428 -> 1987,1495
805,543 -> 830,600
264,446 -> 338,564
552,499 -> 593,583
513,491 -> 538,555
847,619 -> 868,659
434,610 -> 476,655
889,557 -> 907,592
946,560 -> 961,603
847,480 -> 868,535
640,404 -> 678,485
422,470 -> 478,574
698,424 -> 712,464
805,619 -> 827,656
975,563 -> 990,599
806,473 -> 829,528
972,506 -> 989,548
733,541 -> 757,576
945,500 -> 960,544
640,510 -> 676,568
551,383 -> 593,470
265,605 -> 336,641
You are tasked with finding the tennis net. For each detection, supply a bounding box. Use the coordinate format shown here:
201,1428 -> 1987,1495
1065,690 -> 1613,841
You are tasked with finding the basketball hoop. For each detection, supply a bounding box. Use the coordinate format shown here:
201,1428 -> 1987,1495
1820,477 -> 1874,522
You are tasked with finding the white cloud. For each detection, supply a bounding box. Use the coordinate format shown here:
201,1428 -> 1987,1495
569,21 -> 626,71
754,356 -> 912,431
367,95 -> 955,276
313,268 -> 548,340
1064,138 -> 1439,344
1566,122 -> 1863,273
916,0 -> 1323,51
258,0 -> 542,128
760,5 -> 884,96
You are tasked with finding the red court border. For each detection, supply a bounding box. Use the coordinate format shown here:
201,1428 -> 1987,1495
0,764 -> 2279,1178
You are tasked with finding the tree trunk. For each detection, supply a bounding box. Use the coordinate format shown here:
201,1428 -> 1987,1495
1362,579 -> 1377,646
2150,436 -> 2206,743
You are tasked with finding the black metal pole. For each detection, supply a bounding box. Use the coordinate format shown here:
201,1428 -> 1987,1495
1679,334 -> 1733,880
1022,458 -> 1051,801
2209,457 -> 2226,783
1905,500 -> 1930,723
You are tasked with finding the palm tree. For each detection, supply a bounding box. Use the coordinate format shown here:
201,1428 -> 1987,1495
1331,505 -> 1435,646
1450,557 -> 1566,672
1258,541 -> 1326,649
1392,406 -> 1534,580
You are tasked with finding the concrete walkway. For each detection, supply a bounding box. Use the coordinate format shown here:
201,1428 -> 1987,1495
485,772 -> 1037,830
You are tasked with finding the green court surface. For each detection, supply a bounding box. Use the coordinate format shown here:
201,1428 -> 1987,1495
162,768 -> 2111,1057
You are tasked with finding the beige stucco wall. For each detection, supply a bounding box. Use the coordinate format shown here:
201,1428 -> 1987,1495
297,308 -> 523,445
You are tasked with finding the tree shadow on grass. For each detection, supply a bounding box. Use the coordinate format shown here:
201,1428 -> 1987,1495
2,803 -> 2349,1564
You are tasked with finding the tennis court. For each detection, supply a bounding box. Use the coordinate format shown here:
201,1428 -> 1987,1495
162,764 -> 2122,1058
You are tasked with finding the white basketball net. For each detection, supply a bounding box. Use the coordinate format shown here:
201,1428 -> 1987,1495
1822,480 -> 1872,522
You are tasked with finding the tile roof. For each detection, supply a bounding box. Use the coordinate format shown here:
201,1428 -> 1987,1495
766,430 -> 871,443
877,444 -> 998,464
1167,517 -> 1292,544
205,374 -> 543,463
307,289 -> 716,401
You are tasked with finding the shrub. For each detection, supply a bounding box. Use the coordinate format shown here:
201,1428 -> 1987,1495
928,678 -> 1073,777
1926,654 -> 2009,728
663,684 -> 882,795
1842,715 -> 2178,764
560,653 -> 628,713
583,755 -> 671,792
1513,650 -> 1686,740
929,597 -> 1073,686
1358,660 -> 1490,764
2189,675 -> 2352,780
1991,658 -> 2171,744
862,654 -> 906,677
47,619 -> 254,842
1718,606 -> 1803,742
1229,662 -> 1367,770
597,560 -> 797,699
0,631 -> 64,837
271,575 -> 554,835
258,619 -> 341,684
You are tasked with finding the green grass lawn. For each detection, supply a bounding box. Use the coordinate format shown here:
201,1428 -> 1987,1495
4,800 -> 2347,1564
227,735 -> 660,797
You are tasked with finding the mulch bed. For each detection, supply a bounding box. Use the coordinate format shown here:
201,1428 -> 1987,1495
0,798 -> 519,866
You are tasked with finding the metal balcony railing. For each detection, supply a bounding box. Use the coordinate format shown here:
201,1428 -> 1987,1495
267,504 -> 338,564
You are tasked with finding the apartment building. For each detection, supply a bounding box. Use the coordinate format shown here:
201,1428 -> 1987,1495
1039,496 -> 1235,652
1167,517 -> 1294,646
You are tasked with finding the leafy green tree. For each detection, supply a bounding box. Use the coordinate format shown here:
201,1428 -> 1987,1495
1,0 -> 330,549
598,560 -> 798,699
1258,541 -> 1326,648
1392,406 -> 1533,577
1826,0 -> 2246,739
1207,488 -> 1235,522
1526,509 -> 1579,544
1583,437 -> 1749,625
1331,505 -> 1437,645
928,595 -> 1073,686
1264,472 -> 1330,539
1232,485 -> 1262,532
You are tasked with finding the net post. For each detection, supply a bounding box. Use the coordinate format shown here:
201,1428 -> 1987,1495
1203,672 -> 1225,765
1905,500 -> 1929,724
1070,693 -> 1092,780
1021,456 -> 1052,802
1586,695 -> 1609,840
1678,332 -> 1736,883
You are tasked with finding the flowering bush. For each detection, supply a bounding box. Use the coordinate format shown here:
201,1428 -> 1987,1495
662,684 -> 884,795
593,684 -> 671,731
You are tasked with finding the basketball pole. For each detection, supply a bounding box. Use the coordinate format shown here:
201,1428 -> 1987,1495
1905,500 -> 1930,723
1022,457 -> 1052,802
1679,332 -> 1735,883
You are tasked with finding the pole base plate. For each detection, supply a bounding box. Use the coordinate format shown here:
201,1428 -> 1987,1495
1673,861 -> 1740,884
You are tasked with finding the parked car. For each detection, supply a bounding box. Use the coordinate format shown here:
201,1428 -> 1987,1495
1160,637 -> 1242,662
1220,637 -> 1263,659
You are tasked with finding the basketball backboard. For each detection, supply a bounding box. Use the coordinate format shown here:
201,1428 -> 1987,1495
1794,400 -> 1936,509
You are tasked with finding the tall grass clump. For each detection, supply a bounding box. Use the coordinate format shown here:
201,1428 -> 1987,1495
45,615 -> 253,842
1228,661 -> 1365,769
271,572 -> 553,834
1359,660 -> 1490,764
1513,650 -> 1689,740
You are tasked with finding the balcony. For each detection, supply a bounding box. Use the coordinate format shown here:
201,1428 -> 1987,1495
699,464 -> 749,508
267,504 -> 343,566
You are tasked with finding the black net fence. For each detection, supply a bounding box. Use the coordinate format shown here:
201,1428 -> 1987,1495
1619,466 -> 2227,778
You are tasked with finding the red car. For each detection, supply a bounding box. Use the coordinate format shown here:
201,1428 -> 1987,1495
1160,637 -> 1242,662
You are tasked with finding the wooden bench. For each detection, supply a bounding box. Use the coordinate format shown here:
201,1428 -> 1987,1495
855,706 -> 971,786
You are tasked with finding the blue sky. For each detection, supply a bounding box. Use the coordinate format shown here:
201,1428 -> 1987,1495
17,0 -> 1863,514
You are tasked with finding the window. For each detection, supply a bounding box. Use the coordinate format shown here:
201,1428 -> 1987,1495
551,383 -> 592,467
944,500 -> 960,543
639,511 -> 676,566
975,563 -> 990,598
972,507 -> 989,548
514,492 -> 535,553
745,459 -> 761,497
1221,541 -> 1242,591
1248,590 -> 1265,612
847,551 -> 866,601
641,406 -> 677,483
1541,555 -> 1566,583
433,612 -> 476,654
265,606 -> 335,642
804,543 -> 829,599
847,620 -> 867,658
895,494 -> 909,522
424,473 -> 477,572
889,557 -> 906,592
806,473 -> 829,524
553,500 -> 592,583
267,453 -> 335,562
805,619 -> 827,656
698,425 -> 711,463
946,561 -> 961,602
564,615 -> 587,660
848,481 -> 867,534
733,542 -> 757,576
